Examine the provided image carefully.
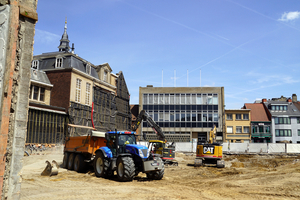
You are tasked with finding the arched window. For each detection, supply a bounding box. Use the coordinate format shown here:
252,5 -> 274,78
32,60 -> 39,69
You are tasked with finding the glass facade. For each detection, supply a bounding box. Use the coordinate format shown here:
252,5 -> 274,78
142,93 -> 219,129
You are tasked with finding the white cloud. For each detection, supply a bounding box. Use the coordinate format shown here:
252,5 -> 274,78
278,11 -> 300,22
34,29 -> 60,44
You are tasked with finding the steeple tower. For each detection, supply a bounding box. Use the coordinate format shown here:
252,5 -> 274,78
58,17 -> 70,52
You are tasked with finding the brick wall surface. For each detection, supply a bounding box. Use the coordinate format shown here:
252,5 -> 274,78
46,70 -> 71,111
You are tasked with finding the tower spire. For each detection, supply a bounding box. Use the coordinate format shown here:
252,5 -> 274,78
58,17 -> 70,52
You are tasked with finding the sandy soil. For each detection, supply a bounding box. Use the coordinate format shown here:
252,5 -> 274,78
20,147 -> 300,200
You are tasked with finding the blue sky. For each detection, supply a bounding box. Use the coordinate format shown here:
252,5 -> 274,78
33,0 -> 300,109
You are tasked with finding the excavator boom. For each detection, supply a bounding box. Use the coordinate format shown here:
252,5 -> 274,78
132,110 -> 165,141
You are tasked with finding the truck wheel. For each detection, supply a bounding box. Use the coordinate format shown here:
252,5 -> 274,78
116,156 -> 135,182
94,152 -> 109,177
62,152 -> 69,169
74,154 -> 86,172
67,153 -> 75,170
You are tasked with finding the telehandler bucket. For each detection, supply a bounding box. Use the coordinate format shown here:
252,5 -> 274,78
41,160 -> 59,176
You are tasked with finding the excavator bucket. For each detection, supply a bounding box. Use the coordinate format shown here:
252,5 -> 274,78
41,160 -> 59,176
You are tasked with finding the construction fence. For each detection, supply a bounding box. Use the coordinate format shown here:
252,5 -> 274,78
137,141 -> 300,154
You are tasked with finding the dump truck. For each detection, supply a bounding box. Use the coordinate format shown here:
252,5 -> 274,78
63,127 -> 165,181
194,125 -> 225,168
132,110 -> 178,166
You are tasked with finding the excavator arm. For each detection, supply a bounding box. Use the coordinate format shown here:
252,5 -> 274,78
208,125 -> 217,144
132,110 -> 165,141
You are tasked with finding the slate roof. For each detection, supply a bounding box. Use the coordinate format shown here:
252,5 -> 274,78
244,103 -> 270,122
33,52 -> 99,80
293,102 -> 300,113
263,100 -> 300,117
30,69 -> 52,86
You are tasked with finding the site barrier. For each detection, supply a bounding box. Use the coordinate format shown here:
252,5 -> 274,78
137,141 -> 300,154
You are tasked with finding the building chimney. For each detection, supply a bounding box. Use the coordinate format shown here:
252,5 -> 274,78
288,98 -> 292,102
292,94 -> 297,102
262,98 -> 267,103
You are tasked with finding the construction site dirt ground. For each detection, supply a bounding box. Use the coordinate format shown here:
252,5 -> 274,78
20,147 -> 300,200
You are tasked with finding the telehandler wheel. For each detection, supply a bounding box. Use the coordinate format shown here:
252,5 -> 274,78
74,154 -> 86,173
67,153 -> 75,170
116,156 -> 135,182
62,152 -> 69,169
94,152 -> 109,177
146,168 -> 165,180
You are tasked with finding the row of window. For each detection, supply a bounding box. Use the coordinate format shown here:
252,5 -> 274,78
226,126 -> 250,133
143,122 -> 218,128
275,117 -> 291,124
275,129 -> 292,137
146,111 -> 219,122
227,113 -> 249,120
143,93 -> 218,105
29,85 -> 45,102
143,131 -> 190,135
143,105 -> 218,111
270,105 -> 288,111
75,79 -> 91,105
252,126 -> 270,133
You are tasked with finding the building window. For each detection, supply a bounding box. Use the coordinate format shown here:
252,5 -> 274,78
244,126 -> 250,133
75,79 -> 82,103
236,114 -> 241,120
271,105 -> 287,111
236,126 -> 242,133
31,60 -> 39,69
165,94 -> 169,104
275,117 -> 291,124
170,94 -> 174,104
143,94 -> 148,105
298,130 -> 300,136
243,114 -> 249,120
227,114 -> 232,120
149,94 -> 153,104
297,118 -> 300,124
103,70 -> 108,82
227,126 -> 233,133
191,94 -> 196,104
154,94 -> 158,104
85,83 -> 91,105
196,94 -> 202,104
275,129 -> 292,137
55,57 -> 63,68
86,64 -> 91,75
213,94 -> 218,105
207,94 -> 213,104
159,94 -> 164,104
213,112 -> 218,122
29,85 -> 45,102
181,94 -> 185,104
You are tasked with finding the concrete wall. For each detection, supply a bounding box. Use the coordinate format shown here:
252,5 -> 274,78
0,1 -> 38,199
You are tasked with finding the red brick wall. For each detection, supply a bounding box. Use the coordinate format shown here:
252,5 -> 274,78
46,70 -> 71,111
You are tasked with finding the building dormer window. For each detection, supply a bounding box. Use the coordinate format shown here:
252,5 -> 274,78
55,57 -> 63,68
86,64 -> 91,75
32,60 -> 39,69
103,70 -> 108,82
